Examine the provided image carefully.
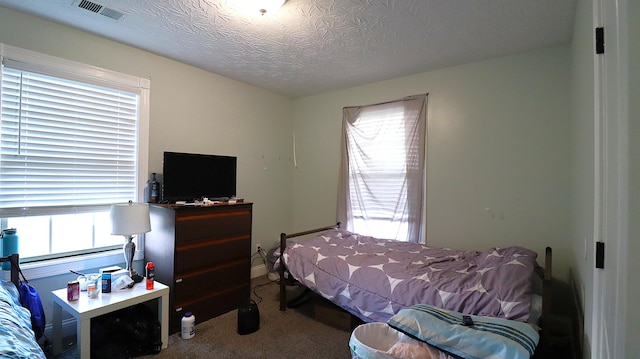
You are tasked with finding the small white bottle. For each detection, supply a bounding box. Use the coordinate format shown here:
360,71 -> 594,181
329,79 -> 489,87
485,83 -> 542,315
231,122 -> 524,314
181,312 -> 195,339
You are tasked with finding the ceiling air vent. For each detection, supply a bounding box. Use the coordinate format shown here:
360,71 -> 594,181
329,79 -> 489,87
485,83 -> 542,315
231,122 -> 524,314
73,0 -> 127,20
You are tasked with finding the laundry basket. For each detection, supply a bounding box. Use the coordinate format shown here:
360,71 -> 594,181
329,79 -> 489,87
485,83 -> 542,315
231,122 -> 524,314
349,322 -> 406,359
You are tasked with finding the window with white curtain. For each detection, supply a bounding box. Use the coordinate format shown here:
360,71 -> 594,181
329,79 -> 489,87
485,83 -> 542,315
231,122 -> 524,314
337,95 -> 427,242
0,44 -> 149,261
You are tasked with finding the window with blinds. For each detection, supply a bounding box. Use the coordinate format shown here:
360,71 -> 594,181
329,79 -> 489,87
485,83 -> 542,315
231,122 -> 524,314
0,44 -> 149,260
338,95 -> 426,242
347,107 -> 409,223
0,67 -> 138,211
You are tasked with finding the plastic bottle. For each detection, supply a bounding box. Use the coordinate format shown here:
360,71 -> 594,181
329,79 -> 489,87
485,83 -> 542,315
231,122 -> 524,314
102,273 -> 111,293
146,261 -> 155,290
1,228 -> 18,270
149,173 -> 159,203
181,312 -> 195,339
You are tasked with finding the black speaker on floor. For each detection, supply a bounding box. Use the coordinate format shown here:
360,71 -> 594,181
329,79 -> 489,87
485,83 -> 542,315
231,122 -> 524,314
237,300 -> 260,335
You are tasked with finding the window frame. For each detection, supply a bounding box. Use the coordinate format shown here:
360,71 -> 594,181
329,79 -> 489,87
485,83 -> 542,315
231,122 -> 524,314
0,43 -> 149,275
337,95 -> 427,242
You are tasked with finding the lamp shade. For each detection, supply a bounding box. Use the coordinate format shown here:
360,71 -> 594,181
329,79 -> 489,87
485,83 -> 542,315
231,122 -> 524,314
110,202 -> 151,235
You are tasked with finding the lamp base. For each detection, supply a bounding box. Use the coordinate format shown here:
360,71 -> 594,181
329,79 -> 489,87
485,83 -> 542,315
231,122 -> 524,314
123,235 -> 137,277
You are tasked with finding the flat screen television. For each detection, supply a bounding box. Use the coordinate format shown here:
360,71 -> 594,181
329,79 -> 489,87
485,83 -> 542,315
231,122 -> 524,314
162,151 -> 237,203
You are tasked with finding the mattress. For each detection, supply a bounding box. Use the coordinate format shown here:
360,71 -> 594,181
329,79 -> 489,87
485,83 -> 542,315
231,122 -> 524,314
283,229 -> 537,323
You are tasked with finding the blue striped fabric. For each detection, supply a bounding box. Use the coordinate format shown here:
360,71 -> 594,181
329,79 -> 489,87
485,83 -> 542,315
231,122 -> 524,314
0,281 -> 46,359
387,304 -> 539,359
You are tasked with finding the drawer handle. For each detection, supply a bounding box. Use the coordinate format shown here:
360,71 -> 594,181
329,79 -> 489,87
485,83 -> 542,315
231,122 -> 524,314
176,278 -> 183,283
176,307 -> 183,312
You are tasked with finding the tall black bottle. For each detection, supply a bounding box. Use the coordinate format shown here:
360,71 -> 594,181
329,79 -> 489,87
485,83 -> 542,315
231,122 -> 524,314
148,173 -> 160,203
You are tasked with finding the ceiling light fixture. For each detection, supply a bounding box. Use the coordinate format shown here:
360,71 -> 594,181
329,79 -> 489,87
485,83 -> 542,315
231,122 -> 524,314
255,0 -> 286,15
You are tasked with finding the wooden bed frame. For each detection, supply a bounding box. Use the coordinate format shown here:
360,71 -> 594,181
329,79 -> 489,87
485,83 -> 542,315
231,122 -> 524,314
279,223 -> 342,311
279,224 -> 552,319
0,253 -> 21,288
278,224 -> 556,351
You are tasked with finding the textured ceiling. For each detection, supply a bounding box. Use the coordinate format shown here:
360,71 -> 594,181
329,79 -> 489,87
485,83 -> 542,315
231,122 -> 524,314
0,0 -> 576,97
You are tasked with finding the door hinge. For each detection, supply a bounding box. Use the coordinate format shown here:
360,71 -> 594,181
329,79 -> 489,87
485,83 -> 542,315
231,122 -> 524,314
596,241 -> 605,269
595,27 -> 605,54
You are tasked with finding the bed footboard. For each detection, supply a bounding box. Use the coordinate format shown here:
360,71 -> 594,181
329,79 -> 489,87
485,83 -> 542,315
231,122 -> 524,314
279,223 -> 340,311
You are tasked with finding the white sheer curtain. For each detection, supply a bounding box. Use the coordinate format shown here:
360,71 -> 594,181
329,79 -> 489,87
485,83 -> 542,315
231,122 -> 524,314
337,94 -> 427,242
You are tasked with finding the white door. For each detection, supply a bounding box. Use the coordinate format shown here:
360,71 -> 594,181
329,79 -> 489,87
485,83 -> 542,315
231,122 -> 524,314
591,0 -> 629,358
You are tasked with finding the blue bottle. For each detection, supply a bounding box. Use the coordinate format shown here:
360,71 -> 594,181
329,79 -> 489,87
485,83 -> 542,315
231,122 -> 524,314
102,273 -> 111,293
1,228 -> 19,270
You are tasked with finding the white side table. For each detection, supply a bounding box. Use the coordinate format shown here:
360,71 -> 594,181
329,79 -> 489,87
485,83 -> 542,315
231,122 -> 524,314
51,281 -> 169,358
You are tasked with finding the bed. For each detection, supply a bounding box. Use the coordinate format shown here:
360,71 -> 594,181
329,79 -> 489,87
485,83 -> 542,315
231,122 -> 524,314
0,254 -> 47,359
278,224 -> 554,358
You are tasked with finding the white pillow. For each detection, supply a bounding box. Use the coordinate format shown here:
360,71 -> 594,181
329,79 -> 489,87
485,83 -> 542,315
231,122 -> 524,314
388,304 -> 539,359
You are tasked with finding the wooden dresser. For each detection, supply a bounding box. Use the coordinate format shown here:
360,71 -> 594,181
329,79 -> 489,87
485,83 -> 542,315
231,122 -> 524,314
144,202 -> 252,333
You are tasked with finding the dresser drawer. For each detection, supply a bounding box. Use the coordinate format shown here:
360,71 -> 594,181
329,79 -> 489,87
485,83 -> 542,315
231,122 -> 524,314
146,203 -> 253,335
175,206 -> 252,243
175,235 -> 249,272
171,284 -> 249,333
173,259 -> 250,305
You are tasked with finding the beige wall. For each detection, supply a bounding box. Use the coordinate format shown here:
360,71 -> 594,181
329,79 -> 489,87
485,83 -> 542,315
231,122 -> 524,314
0,6 -> 297,330
0,6 -> 295,264
1,4 -> 588,344
569,0 -> 595,356
625,0 -> 639,355
292,46 -> 573,279
570,0 -> 640,357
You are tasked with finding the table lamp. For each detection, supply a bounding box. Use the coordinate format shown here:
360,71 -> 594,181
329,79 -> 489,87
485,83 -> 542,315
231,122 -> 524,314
110,201 -> 151,277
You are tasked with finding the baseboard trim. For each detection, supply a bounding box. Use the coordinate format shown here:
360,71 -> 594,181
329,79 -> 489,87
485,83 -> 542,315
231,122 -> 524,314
251,264 -> 267,279
42,318 -> 77,349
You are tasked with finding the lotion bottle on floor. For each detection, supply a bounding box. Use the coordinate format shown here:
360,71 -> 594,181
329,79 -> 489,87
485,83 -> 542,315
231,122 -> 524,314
181,312 -> 195,339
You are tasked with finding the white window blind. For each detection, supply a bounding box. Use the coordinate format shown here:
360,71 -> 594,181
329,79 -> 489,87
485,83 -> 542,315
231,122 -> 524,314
347,106 -> 410,217
338,95 -> 427,242
0,46 -> 148,217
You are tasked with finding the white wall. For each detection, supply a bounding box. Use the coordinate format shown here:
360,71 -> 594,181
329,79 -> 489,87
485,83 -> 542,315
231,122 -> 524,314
4,4 -> 615,353
292,46 -> 573,279
569,0 -> 595,356
0,6 -> 295,255
0,6 -> 294,328
570,0 -> 640,357
625,0 -> 639,355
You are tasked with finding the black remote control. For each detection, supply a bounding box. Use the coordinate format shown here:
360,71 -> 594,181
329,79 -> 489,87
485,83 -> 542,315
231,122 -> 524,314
462,315 -> 474,326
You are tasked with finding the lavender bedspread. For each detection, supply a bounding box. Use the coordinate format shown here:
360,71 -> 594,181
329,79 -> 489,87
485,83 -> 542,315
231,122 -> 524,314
283,229 -> 537,324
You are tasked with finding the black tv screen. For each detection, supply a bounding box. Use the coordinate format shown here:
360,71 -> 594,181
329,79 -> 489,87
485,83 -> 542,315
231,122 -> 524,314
162,152 -> 237,202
